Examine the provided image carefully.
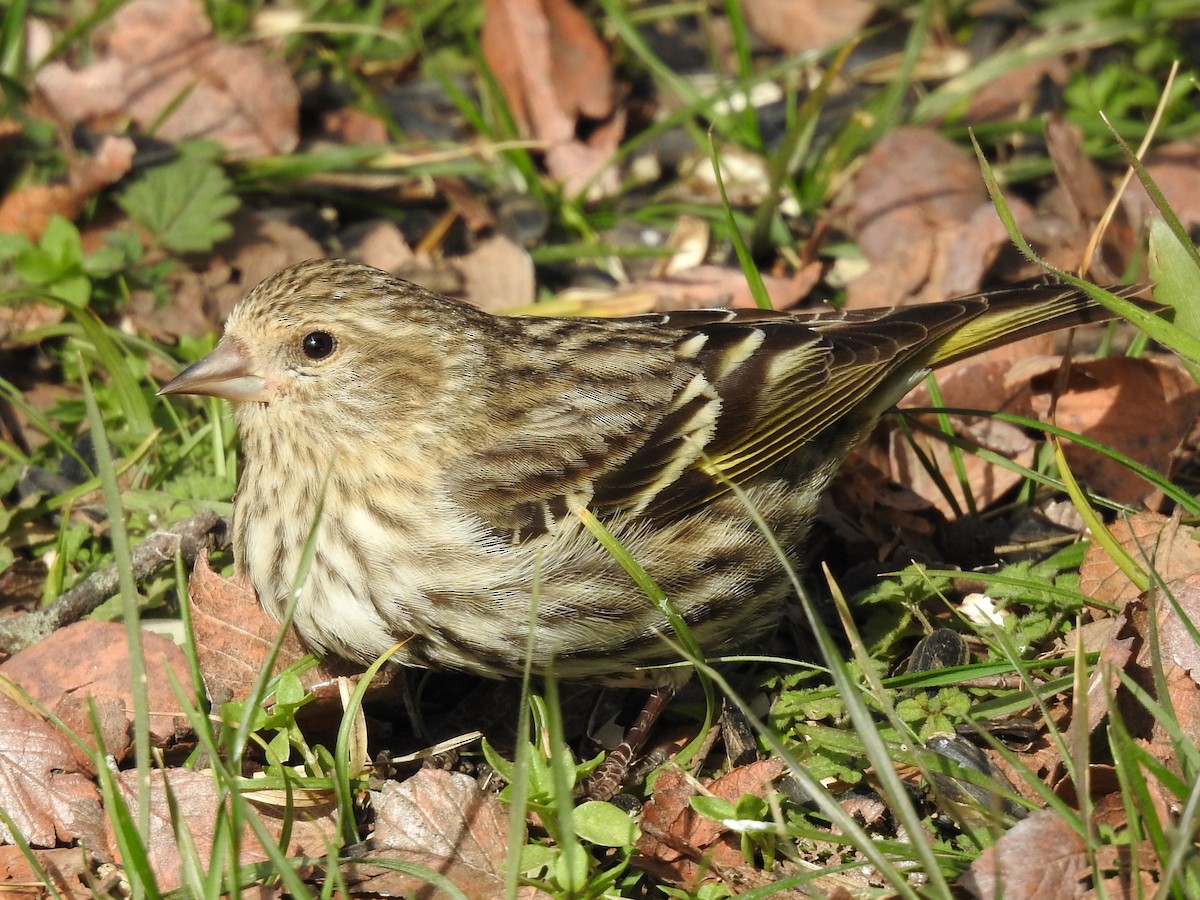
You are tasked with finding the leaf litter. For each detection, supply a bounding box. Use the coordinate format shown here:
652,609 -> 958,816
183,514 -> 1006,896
1,0 -> 1199,896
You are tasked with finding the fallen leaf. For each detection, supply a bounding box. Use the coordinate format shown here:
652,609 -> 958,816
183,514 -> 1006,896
106,768 -> 338,893
0,136 -> 135,240
623,263 -> 823,312
962,58 -> 1070,123
346,220 -> 418,274
650,215 -> 710,279
742,0 -> 876,53
343,769 -> 548,899
0,693 -> 100,848
1124,140 -> 1200,231
1086,840 -> 1162,900
1078,511 -> 1200,611
843,127 -> 985,306
321,106 -> 390,146
187,554 -> 367,707
958,808 -> 1087,899
0,845 -> 99,898
129,211 -> 324,341
888,341 -> 1058,516
457,234 -> 536,311
0,619 -> 195,754
34,0 -> 298,159
825,451 -> 944,564
0,297 -> 69,349
637,759 -> 783,886
1155,572 -> 1200,682
481,0 -> 623,197
936,199 -> 1039,298
1044,115 -> 1135,282
1025,357 -> 1200,505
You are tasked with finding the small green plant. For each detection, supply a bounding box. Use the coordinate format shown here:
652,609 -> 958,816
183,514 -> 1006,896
482,720 -> 639,897
0,214 -> 139,308
116,142 -> 240,254
690,790 -> 783,869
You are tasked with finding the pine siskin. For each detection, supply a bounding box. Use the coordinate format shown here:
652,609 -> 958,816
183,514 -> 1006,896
160,259 -> 1148,687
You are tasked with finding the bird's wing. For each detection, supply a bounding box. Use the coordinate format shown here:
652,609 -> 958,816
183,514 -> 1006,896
444,314 -> 718,536
638,300 -> 989,517
445,303 -> 980,535
448,283 -> 1135,535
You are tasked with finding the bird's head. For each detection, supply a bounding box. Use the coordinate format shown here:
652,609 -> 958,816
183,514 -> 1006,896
159,260 -> 486,434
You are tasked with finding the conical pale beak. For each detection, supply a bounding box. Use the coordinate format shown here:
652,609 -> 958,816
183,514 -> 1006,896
158,338 -> 269,402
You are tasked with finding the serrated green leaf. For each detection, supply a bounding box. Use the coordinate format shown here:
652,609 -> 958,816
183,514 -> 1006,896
118,154 -> 240,253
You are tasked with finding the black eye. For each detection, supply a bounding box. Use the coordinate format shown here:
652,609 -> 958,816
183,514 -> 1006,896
301,331 -> 336,360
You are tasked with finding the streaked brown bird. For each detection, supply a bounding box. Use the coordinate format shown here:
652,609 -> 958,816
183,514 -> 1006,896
161,260 -> 1146,689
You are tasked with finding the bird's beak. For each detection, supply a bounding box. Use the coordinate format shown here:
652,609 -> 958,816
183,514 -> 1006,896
158,337 -> 269,402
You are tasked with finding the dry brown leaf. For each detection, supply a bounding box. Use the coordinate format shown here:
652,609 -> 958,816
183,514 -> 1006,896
936,198 -> 1040,298
651,215 -> 710,279
0,693 -> 100,848
1078,511 -> 1200,611
34,0 -> 298,159
825,452 -> 944,563
0,296 -> 69,349
742,0 -> 875,54
1078,540 -> 1200,777
436,177 -> 497,234
343,769 -> 548,899
1156,572 -> 1200,682
457,234 -> 536,311
1025,357 -> 1200,505
0,135 -> 134,241
1075,513 -> 1200,744
962,58 -> 1070,123
481,0 -> 622,197
346,220 -> 419,274
106,768 -> 338,893
623,263 -> 822,312
188,553 -> 375,707
1073,613 -> 1136,737
958,808 -> 1088,899
0,619 -> 194,754
1085,841 -> 1163,900
1123,140 -> 1200,231
843,127 -> 985,306
637,759 -> 784,885
890,417 -> 1034,518
0,845 -> 102,898
885,342 -> 1059,516
1044,116 -> 1136,282
1134,573 -> 1200,772
321,106 -> 390,146
1149,662 -> 1200,771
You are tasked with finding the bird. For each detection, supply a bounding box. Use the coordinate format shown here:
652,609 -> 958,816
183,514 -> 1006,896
160,259 -> 1149,690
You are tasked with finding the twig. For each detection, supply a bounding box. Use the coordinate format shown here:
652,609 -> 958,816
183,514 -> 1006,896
0,509 -> 230,656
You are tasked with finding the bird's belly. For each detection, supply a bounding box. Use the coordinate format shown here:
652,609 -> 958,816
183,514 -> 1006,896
238,477 -> 807,684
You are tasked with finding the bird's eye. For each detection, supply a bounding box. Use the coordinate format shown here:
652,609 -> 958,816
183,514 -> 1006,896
301,331 -> 336,360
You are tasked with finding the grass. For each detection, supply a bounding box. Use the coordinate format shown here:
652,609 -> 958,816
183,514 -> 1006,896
1,0 -> 1199,896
